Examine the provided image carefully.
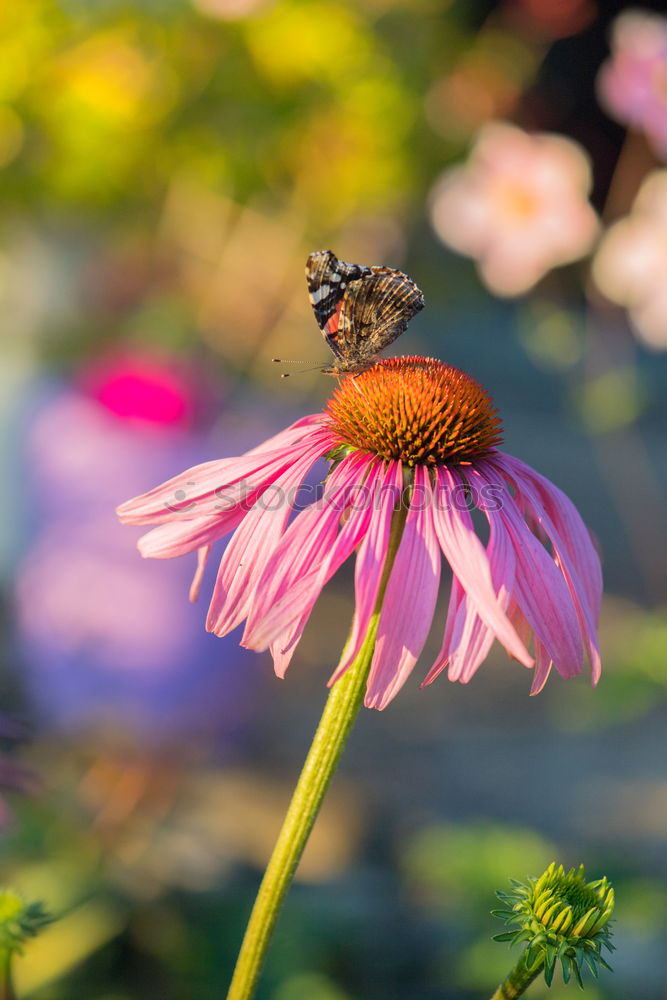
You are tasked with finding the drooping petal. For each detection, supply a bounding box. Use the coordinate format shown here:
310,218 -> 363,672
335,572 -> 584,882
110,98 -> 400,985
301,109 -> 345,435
472,464 -> 584,679
245,413 -> 328,454
136,433 -> 328,562
424,488 -> 523,687
116,420 -> 333,526
496,454 -> 602,683
499,455 -> 601,612
507,596 -> 533,652
530,638 -> 553,695
365,465 -> 441,710
421,574 -> 466,686
429,467 -> 531,665
450,610 -> 496,683
247,458 -> 380,658
242,452 -> 376,656
269,613 -> 310,679
206,441 -> 331,637
189,545 -> 212,603
137,507 -> 246,559
507,594 -> 533,649
446,499 -> 533,684
328,461 -> 403,685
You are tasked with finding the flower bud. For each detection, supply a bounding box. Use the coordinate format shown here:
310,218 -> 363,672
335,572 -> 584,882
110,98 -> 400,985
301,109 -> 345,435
493,862 -> 615,987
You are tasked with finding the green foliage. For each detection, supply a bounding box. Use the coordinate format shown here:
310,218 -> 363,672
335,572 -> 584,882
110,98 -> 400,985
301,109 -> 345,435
0,889 -> 52,954
0,0 -> 438,221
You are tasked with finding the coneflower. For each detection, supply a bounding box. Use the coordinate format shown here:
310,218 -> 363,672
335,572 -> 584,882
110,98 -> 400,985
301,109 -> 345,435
118,356 -> 601,707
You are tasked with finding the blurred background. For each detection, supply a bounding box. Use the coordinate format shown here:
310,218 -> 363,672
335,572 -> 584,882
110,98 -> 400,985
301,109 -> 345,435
1,0 -> 667,996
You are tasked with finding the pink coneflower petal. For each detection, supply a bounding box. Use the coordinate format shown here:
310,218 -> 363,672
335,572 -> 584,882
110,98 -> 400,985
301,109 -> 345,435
497,455 -> 602,683
448,510 -> 528,684
421,574 -> 466,686
269,632 -> 305,679
531,638 -> 553,695
429,467 -> 531,665
249,477 -> 379,662
472,463 -> 584,679
189,544 -> 212,603
328,461 -> 403,685
449,608 -> 495,683
242,453 -> 376,657
500,457 -> 602,615
240,471 -> 373,660
116,419 -> 332,526
451,590 -> 506,683
206,443 -> 329,636
135,431 -> 331,561
508,597 -> 532,652
365,466 -> 441,710
245,413 -> 327,453
137,508 -> 247,558
423,486 -> 522,686
117,450 -> 282,525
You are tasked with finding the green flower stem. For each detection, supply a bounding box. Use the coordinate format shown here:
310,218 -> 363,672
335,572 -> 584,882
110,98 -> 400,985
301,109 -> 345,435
490,952 -> 543,1000
0,950 -> 16,1000
225,497 -> 409,1000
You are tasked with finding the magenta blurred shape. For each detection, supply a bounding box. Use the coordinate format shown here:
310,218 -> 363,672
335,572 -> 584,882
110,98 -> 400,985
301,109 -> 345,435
88,359 -> 191,426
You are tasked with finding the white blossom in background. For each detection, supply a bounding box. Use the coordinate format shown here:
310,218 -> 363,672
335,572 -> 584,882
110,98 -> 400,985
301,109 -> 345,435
429,121 -> 600,297
592,170 -> 667,349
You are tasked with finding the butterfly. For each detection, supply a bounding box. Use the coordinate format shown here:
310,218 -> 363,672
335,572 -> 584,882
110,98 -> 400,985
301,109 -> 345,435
305,249 -> 425,375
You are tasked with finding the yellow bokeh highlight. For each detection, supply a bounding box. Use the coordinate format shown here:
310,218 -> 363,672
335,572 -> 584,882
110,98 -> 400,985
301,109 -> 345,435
0,3 -> 56,103
47,29 -> 177,127
245,1 -> 373,88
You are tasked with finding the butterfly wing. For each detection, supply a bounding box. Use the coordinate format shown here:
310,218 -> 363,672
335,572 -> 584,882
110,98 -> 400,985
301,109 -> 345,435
305,250 -> 424,372
334,266 -> 424,366
306,250 -> 370,359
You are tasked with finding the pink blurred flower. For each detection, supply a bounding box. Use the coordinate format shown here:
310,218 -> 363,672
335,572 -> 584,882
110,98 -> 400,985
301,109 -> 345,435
15,355 -> 278,741
118,357 -> 602,710
80,354 -> 194,426
429,121 -> 600,296
597,9 -> 667,159
592,170 -> 667,349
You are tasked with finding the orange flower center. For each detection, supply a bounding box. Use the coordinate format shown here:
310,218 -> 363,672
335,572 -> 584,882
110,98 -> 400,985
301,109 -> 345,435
497,180 -> 539,221
325,357 -> 502,466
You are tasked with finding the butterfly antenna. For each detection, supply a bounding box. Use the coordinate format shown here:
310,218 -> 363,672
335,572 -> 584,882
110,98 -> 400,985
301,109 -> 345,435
272,358 -> 323,378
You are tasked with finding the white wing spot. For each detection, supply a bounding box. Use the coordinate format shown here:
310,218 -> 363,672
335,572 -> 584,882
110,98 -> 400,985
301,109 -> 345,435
310,284 -> 330,303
